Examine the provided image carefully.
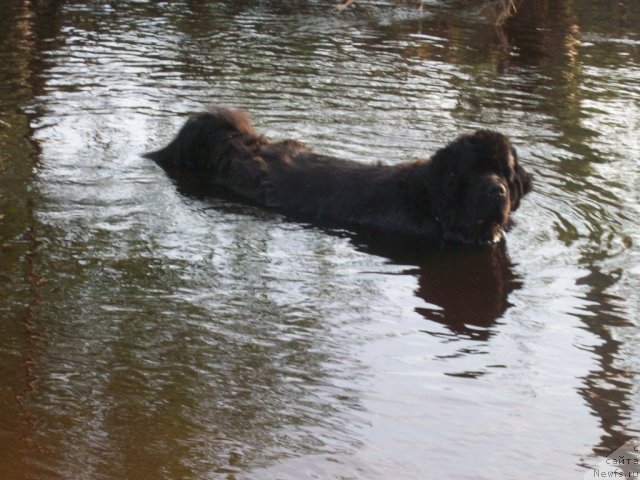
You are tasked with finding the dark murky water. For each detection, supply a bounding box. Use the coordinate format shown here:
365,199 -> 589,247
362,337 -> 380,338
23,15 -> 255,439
1,1 -> 639,478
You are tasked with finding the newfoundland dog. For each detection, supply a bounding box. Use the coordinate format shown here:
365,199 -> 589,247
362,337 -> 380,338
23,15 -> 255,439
145,108 -> 532,246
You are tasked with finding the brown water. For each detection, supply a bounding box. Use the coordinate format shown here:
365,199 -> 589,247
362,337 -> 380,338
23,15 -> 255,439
1,1 -> 639,479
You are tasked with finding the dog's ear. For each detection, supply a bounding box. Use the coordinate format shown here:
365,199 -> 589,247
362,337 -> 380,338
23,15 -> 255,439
428,134 -> 477,185
428,146 -> 455,193
516,163 -> 532,195
509,162 -> 532,211
426,138 -> 473,221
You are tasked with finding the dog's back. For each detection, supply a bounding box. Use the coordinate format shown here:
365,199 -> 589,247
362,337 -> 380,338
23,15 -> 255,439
146,108 -> 428,230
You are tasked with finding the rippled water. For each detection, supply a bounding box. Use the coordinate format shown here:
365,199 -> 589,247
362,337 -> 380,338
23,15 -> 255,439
1,1 -> 639,479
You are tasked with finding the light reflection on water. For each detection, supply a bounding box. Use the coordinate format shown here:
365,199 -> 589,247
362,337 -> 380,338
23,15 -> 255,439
0,0 -> 639,479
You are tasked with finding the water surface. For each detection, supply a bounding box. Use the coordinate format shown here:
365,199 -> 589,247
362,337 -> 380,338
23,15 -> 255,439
1,1 -> 639,478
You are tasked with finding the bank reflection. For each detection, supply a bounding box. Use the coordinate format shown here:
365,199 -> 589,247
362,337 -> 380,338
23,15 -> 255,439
0,1 -> 65,479
505,1 -> 638,462
576,267 -> 636,460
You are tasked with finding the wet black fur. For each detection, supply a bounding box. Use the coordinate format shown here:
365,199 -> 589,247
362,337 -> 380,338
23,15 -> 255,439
145,108 -> 532,245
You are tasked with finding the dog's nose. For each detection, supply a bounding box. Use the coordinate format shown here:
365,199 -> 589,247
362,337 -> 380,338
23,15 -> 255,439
488,183 -> 507,198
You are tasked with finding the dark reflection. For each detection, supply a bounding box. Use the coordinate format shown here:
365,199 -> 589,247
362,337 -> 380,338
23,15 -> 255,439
504,0 -> 582,67
329,230 -> 521,342
413,244 -> 520,340
0,1 -> 64,479
576,267 -> 636,460
352,232 -> 522,341
503,0 -> 588,146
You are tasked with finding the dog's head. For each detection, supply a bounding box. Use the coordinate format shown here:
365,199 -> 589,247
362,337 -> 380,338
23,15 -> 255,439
427,130 -> 532,245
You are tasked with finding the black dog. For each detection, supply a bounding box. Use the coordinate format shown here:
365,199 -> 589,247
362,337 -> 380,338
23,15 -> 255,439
145,108 -> 532,245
